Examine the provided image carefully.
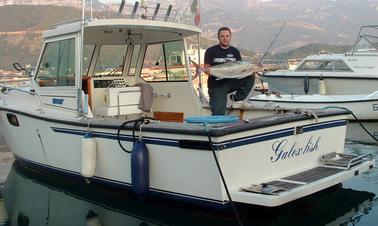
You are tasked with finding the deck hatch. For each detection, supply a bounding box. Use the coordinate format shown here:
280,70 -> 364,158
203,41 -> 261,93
264,180 -> 303,190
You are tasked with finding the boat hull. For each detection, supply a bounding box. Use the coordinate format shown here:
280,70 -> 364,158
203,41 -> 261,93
262,74 -> 378,95
250,93 -> 378,121
0,105 -> 374,207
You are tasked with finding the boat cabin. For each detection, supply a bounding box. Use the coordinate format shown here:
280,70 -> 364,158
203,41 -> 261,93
31,15 -> 208,121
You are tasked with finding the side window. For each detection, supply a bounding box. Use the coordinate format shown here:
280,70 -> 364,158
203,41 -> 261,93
36,38 -> 75,87
321,61 -> 333,71
93,45 -> 128,76
141,41 -> 188,82
333,60 -> 352,71
297,60 -> 323,71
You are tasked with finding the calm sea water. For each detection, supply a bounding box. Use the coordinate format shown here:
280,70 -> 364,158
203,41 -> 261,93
0,141 -> 377,226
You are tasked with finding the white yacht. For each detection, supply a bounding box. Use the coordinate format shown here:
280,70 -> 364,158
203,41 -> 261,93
262,25 -> 378,95
0,2 -> 374,208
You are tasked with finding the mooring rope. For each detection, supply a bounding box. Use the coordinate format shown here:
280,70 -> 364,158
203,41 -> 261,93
204,123 -> 244,226
116,116 -> 155,153
322,106 -> 378,142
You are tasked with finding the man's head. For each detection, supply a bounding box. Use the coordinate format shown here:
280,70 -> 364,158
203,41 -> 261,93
217,27 -> 232,48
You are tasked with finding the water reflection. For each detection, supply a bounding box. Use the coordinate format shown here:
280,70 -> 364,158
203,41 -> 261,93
0,162 -> 376,226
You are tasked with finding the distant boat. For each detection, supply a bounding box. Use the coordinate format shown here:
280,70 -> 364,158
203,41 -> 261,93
249,91 -> 378,143
286,58 -> 302,70
262,25 -> 378,95
250,91 -> 378,121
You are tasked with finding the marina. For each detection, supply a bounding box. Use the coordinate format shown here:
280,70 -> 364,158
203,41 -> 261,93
0,1 -> 374,211
0,1 -> 378,226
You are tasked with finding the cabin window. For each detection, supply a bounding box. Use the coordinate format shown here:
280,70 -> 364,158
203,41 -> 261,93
36,38 -> 76,87
297,60 -> 323,71
128,44 -> 141,76
141,41 -> 188,82
93,45 -> 128,76
331,60 -> 352,71
297,60 -> 352,72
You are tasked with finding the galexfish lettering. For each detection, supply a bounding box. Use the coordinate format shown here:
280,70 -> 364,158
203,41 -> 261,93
270,136 -> 321,162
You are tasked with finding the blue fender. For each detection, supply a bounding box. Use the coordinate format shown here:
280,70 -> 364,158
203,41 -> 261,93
131,140 -> 149,199
304,75 -> 310,94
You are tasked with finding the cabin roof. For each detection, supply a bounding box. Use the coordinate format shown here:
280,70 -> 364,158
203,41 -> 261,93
43,18 -> 201,42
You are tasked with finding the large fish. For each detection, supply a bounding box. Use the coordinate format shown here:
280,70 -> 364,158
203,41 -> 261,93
191,60 -> 262,79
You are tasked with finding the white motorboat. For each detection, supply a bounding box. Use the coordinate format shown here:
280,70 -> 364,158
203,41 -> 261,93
249,91 -> 378,121
0,2 -> 374,208
262,25 -> 378,95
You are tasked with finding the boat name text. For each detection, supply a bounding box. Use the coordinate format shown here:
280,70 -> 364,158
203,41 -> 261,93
270,136 -> 320,162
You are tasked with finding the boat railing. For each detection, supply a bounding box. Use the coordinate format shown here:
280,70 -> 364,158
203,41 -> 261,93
0,86 -> 44,114
82,1 -> 198,26
321,152 -> 373,169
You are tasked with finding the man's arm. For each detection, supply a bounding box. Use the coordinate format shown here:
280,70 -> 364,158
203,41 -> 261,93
203,49 -> 212,74
236,48 -> 242,61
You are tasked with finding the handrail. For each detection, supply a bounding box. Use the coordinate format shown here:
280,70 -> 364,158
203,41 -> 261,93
322,152 -> 373,170
116,89 -> 141,115
346,153 -> 373,169
1,86 -> 44,114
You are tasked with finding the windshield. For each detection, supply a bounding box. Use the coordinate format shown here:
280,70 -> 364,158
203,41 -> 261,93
352,26 -> 378,54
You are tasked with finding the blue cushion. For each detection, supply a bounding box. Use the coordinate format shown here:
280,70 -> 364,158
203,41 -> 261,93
185,115 -> 239,123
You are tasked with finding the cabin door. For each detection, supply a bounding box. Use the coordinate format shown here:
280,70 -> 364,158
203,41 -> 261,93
32,34 -> 81,113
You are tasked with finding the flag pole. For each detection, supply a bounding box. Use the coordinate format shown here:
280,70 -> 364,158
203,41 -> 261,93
78,0 -> 85,115
196,0 -> 202,89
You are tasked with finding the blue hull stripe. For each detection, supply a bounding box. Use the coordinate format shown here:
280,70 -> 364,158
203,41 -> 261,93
51,120 -> 346,150
14,154 -> 228,208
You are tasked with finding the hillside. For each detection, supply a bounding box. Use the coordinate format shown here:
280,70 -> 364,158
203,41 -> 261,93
0,5 -> 81,70
272,43 -> 353,60
0,5 -> 81,32
1,1 -> 378,70
201,0 -> 378,52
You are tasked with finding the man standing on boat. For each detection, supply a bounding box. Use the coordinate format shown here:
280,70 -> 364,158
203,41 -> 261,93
203,27 -> 254,115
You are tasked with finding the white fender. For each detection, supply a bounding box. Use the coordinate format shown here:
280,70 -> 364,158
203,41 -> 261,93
319,78 -> 326,95
86,210 -> 102,226
81,131 -> 97,178
86,216 -> 101,226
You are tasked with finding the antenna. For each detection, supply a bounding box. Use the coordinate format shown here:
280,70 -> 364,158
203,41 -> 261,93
130,1 -> 139,19
164,5 -> 172,21
117,0 -> 126,17
258,22 -> 286,64
152,3 -> 161,20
